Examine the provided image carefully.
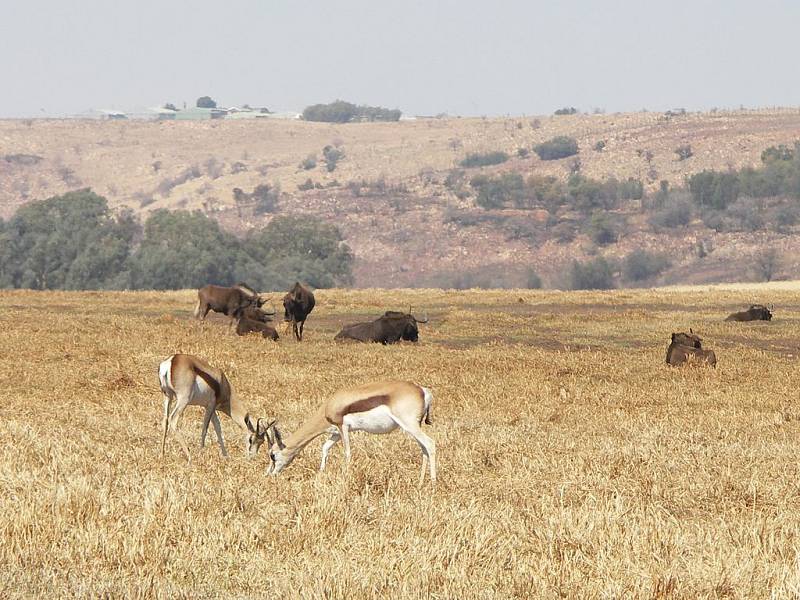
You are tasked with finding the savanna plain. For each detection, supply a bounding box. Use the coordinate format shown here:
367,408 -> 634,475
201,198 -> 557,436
2,286 -> 800,599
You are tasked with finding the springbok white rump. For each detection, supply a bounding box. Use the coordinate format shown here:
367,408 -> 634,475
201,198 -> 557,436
265,380 -> 436,482
158,354 -> 271,461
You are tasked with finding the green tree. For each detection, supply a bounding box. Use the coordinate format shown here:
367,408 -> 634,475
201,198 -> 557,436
623,249 -> 671,282
568,257 -> 615,290
1,190 -> 138,289
130,210 -> 240,290
245,215 -> 353,289
196,96 -> 217,109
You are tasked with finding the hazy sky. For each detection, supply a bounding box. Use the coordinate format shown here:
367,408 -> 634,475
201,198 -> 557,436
2,0 -> 798,118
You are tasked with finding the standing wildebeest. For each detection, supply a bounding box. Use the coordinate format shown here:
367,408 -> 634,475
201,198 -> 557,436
666,331 -> 717,367
725,304 -> 773,322
194,283 -> 266,321
236,317 -> 280,341
334,311 -> 428,344
283,282 -> 315,341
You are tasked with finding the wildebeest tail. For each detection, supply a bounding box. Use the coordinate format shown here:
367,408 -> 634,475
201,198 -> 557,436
421,386 -> 433,425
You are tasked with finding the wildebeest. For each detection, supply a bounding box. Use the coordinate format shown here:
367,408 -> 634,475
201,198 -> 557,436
725,304 -> 773,322
283,282 -> 315,341
239,304 -> 275,323
236,317 -> 279,341
666,331 -> 717,367
334,311 -> 428,344
194,283 -> 266,321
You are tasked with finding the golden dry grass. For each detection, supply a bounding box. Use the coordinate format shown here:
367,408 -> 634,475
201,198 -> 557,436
2,287 -> 800,598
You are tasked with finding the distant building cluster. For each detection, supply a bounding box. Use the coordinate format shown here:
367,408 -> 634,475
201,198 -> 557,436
90,106 -> 301,121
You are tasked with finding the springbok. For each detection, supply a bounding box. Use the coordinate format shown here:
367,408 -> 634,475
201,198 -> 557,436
158,354 -> 271,462
265,380 -> 436,483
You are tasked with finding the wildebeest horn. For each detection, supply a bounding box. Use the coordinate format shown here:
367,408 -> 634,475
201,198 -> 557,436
415,311 -> 429,324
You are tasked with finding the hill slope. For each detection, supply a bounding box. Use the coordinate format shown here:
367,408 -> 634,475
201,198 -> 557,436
3,109 -> 800,287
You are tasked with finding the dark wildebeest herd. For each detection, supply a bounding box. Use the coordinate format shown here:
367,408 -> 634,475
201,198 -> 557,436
667,304 -> 773,367
193,281 -> 429,346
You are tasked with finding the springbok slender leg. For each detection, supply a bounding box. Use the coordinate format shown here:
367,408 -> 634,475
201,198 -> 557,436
210,412 -> 228,457
160,394 -> 172,458
340,424 -> 352,468
389,415 -> 437,483
167,402 -> 192,464
320,429 -> 341,471
201,404 -> 215,448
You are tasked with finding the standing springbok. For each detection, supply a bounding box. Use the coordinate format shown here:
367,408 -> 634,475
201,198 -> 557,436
265,380 -> 436,483
158,354 -> 271,462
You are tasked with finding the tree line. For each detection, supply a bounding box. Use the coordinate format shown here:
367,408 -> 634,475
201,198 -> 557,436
0,190 -> 353,291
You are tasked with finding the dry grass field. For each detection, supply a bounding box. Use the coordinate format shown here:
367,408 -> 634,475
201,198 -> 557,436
2,285 -> 800,598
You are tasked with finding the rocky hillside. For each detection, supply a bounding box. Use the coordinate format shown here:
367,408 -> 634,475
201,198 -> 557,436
3,109 -> 800,287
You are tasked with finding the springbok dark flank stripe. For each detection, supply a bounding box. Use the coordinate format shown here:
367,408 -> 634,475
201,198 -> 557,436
327,394 -> 389,425
193,367 -> 221,399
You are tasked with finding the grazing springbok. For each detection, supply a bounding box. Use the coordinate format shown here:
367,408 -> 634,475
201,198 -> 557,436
158,354 -> 271,462
264,380 -> 436,483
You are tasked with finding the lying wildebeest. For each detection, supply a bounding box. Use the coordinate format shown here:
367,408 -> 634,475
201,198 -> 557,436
666,330 -> 717,367
725,304 -> 773,322
334,311 -> 428,344
283,282 -> 315,341
239,304 -> 275,323
195,283 -> 267,321
236,317 -> 279,341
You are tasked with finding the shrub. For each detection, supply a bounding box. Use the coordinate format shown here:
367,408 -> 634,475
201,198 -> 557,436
323,146 -> 344,172
554,107 -> 578,115
618,178 -> 644,200
156,165 -> 202,197
568,257 -> 615,290
204,157 -> 224,179
3,154 -> 43,165
649,197 -> 693,230
550,221 -> 577,243
623,249 -> 671,282
688,170 -> 739,209
470,173 -> 527,209
593,140 -> 606,152
754,248 -> 781,282
675,145 -> 693,161
252,183 -> 280,214
586,212 -> 618,245
761,144 -> 794,163
459,151 -> 509,168
298,179 -> 315,191
300,155 -> 317,170
516,147 -> 530,158
525,269 -> 543,289
528,176 -> 566,211
533,136 -> 579,160
230,161 -> 247,174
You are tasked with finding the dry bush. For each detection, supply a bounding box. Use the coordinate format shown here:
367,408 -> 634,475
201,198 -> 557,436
1,287 -> 799,598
